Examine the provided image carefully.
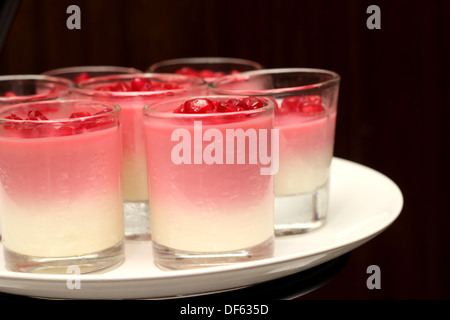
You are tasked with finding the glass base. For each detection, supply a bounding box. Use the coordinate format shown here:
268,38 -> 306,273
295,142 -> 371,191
123,201 -> 151,240
274,182 -> 329,236
153,236 -> 274,270
3,240 -> 124,274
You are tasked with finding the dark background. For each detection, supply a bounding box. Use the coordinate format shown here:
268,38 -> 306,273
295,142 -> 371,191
0,0 -> 448,300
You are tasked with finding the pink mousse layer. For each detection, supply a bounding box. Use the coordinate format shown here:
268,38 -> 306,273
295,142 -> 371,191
0,126 -> 124,257
274,111 -> 337,195
144,115 -> 274,252
0,126 -> 122,203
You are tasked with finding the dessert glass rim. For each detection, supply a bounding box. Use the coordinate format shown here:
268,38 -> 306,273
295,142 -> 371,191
209,67 -> 341,96
0,74 -> 74,103
148,56 -> 263,71
42,65 -> 143,76
73,72 -> 207,97
0,99 -> 120,124
143,95 -> 275,120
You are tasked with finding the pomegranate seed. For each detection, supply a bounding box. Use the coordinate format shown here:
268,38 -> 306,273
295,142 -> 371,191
304,95 -> 322,104
278,95 -> 325,115
182,98 -> 215,113
2,113 -> 23,132
27,110 -> 49,120
215,101 -> 234,113
279,96 -> 301,113
153,82 -> 175,90
243,96 -> 264,109
198,69 -> 216,79
4,91 -> 17,97
69,112 -> 92,118
173,105 -> 185,113
5,113 -> 22,120
227,98 -> 248,111
175,67 -> 235,79
112,81 -> 131,92
175,67 -> 197,76
73,72 -> 90,84
300,103 -> 325,114
131,77 -> 151,91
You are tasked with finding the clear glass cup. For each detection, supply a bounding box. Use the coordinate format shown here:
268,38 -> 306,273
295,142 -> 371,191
209,68 -> 340,236
148,57 -> 263,83
0,100 -> 124,273
143,95 -> 276,270
0,74 -> 73,240
73,73 -> 207,240
0,75 -> 73,106
42,65 -> 143,84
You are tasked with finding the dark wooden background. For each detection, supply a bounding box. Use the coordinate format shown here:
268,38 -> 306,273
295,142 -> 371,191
0,0 -> 448,300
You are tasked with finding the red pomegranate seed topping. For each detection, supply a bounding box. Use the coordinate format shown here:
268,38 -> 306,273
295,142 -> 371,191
27,110 -> 49,120
130,77 -> 151,91
243,96 -> 264,109
227,98 -> 248,112
198,69 -> 218,79
279,96 -> 301,113
73,72 -> 90,84
175,67 -> 197,76
182,98 -> 215,113
152,82 -> 174,90
175,67 -> 236,79
1,108 -> 114,138
5,113 -> 22,120
4,91 -> 17,97
174,97 -> 267,114
69,111 -> 92,118
278,95 -> 325,115
112,81 -> 131,92
300,103 -> 325,114
94,85 -> 113,91
94,77 -> 181,92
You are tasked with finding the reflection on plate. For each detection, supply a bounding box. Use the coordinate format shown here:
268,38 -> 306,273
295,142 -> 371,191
0,158 -> 403,300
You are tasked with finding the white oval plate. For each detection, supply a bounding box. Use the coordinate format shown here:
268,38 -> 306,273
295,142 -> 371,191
0,158 -> 403,299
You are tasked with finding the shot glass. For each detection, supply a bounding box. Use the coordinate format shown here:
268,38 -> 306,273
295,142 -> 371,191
42,65 -> 143,84
143,95 -> 277,270
210,68 -> 340,236
0,100 -> 124,273
73,73 -> 207,240
0,74 -> 73,106
148,57 -> 263,83
0,74 -> 73,239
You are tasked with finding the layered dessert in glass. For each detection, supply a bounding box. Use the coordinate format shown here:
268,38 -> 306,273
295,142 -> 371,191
0,100 -> 124,273
143,96 -> 276,269
209,68 -> 340,235
0,74 -> 73,239
148,57 -> 263,83
73,74 -> 206,239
